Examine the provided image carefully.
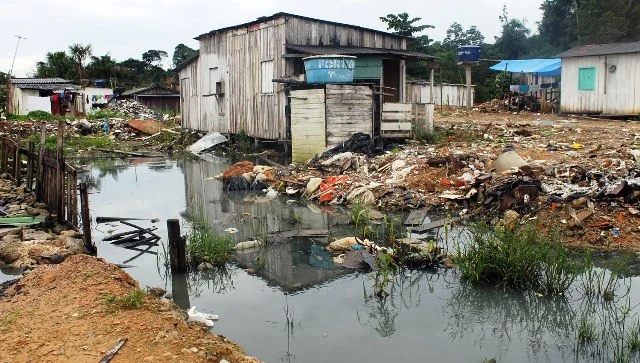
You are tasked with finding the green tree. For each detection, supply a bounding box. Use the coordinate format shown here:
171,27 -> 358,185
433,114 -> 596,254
172,44 -> 198,68
443,23 -> 485,49
0,71 -> 8,117
142,50 -> 168,68
35,51 -> 75,79
86,54 -> 117,80
379,12 -> 434,50
538,0 -> 580,53
68,43 -> 93,80
493,6 -> 531,59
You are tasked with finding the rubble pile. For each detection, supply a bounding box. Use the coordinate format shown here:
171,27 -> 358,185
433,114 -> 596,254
217,111 -> 640,249
0,177 -> 86,269
108,99 -> 159,120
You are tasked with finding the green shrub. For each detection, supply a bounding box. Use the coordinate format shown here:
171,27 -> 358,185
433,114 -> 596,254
456,222 -> 582,294
187,214 -> 235,267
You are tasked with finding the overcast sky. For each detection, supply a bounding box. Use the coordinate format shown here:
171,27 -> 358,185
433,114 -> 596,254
1,0 -> 544,77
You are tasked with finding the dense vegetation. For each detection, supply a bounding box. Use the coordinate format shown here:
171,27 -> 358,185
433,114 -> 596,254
381,1 -> 640,101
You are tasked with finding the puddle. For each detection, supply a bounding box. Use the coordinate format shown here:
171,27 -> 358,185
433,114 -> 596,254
71,156 -> 640,363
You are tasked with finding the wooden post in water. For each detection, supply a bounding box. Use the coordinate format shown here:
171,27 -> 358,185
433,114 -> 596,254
79,183 -> 96,254
167,219 -> 186,273
56,120 -> 64,224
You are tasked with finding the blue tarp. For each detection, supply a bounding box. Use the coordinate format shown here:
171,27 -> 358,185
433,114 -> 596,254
489,58 -> 561,77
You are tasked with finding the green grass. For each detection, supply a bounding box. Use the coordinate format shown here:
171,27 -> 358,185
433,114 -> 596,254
187,213 -> 235,267
577,315 -> 597,343
8,111 -> 65,121
103,289 -> 145,310
413,124 -> 451,145
628,320 -> 640,352
0,310 -> 19,331
86,108 -> 126,120
30,134 -> 113,151
456,222 -> 583,294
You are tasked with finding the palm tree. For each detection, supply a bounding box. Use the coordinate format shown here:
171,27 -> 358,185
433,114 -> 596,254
68,44 -> 92,79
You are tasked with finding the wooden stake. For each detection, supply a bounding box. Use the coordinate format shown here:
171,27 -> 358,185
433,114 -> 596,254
36,122 -> 45,199
99,338 -> 127,363
79,183 -> 96,254
13,133 -> 21,186
26,141 -> 34,191
167,219 -> 186,273
56,120 -> 64,224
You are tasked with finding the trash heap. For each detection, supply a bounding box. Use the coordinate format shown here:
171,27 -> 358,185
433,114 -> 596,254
108,99 -> 159,120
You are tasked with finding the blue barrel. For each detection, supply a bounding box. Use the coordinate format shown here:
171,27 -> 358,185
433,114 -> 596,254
457,46 -> 481,63
303,55 -> 357,83
94,79 -> 106,88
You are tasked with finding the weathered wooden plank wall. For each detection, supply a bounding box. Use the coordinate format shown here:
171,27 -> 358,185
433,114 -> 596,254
325,84 -> 373,147
290,88 -> 326,162
178,59 -> 200,128
406,82 -> 476,107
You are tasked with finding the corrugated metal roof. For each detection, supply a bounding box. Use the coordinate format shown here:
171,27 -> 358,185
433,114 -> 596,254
557,41 -> 640,58
195,12 -> 406,40
286,44 -> 436,60
121,85 -> 179,96
489,58 -> 561,76
11,78 -> 71,84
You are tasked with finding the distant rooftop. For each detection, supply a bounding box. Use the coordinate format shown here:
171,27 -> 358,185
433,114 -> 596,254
557,41 -> 640,58
11,77 -> 81,91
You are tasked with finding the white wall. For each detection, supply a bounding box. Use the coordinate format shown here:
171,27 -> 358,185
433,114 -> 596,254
82,87 -> 114,112
406,82 -> 475,107
561,53 -> 640,115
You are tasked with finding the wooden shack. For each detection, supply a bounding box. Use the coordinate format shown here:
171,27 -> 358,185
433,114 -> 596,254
120,85 -> 180,114
175,12 -> 435,144
558,42 -> 640,116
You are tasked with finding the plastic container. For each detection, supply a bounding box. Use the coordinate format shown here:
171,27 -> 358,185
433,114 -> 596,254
303,55 -> 357,84
457,46 -> 481,63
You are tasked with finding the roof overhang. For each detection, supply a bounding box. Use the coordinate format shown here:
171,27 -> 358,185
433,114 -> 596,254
15,84 -> 82,91
285,45 -> 436,60
489,58 -> 561,77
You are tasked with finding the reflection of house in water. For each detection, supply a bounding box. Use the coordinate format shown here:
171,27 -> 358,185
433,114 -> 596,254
183,158 -> 351,292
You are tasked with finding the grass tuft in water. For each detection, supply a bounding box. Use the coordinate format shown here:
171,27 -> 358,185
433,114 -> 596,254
456,222 -> 582,294
577,315 -> 597,344
186,213 -> 234,267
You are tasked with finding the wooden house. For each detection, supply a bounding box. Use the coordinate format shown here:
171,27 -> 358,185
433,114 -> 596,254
558,42 -> 640,115
175,12 -> 435,151
120,85 -> 180,114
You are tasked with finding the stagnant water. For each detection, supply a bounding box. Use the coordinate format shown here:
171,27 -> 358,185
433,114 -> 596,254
5,156 -> 640,362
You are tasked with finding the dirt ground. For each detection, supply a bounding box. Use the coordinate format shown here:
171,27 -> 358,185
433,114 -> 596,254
0,255 -> 260,363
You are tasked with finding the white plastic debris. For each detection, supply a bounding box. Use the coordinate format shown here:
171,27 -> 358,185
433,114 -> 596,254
187,306 -> 219,327
187,132 -> 228,154
265,187 -> 278,198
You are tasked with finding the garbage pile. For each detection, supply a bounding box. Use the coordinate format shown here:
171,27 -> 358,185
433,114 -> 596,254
108,99 -> 159,120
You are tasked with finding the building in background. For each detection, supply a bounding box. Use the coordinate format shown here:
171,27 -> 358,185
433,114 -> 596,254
120,85 -> 180,115
558,42 -> 640,115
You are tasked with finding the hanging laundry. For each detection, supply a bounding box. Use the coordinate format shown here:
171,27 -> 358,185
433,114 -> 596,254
529,85 -> 540,93
520,85 -> 530,93
540,83 -> 551,89
509,85 -> 520,93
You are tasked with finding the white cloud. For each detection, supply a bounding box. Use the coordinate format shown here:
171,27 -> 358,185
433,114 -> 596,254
1,0 -> 544,77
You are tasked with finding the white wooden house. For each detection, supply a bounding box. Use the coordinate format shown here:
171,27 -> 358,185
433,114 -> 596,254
558,41 -> 640,115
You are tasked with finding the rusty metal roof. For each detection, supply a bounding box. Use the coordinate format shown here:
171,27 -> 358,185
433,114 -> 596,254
195,12 -> 406,40
286,44 -> 435,60
557,41 -> 640,58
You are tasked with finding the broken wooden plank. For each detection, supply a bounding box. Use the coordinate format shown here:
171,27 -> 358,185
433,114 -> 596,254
0,216 -> 45,227
269,229 -> 329,239
404,210 -> 428,226
103,227 -> 158,241
99,338 -> 127,363
409,217 -> 460,233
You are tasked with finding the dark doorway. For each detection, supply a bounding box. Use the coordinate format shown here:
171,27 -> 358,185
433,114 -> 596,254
382,59 -> 400,103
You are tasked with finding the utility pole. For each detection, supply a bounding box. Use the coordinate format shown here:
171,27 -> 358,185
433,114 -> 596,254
9,35 -> 28,76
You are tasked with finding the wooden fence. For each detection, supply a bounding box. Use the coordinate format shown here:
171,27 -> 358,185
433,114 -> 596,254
0,120 -> 94,253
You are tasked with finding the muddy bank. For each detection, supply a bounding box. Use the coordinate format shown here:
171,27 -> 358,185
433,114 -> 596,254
0,254 -> 260,363
0,176 -> 87,270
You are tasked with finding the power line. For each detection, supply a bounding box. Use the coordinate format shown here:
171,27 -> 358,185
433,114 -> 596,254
9,35 -> 28,77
